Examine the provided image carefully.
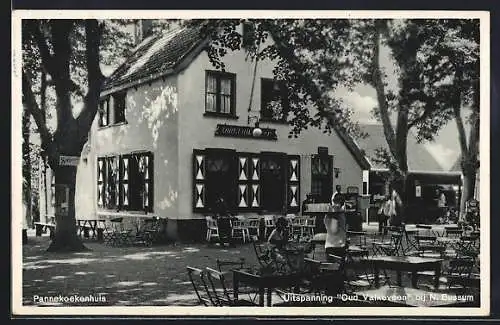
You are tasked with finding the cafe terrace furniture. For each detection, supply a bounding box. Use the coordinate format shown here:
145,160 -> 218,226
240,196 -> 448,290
246,216 -> 261,238
263,215 -> 276,239
186,266 -> 212,306
205,216 -> 220,242
366,256 -> 443,290
231,216 -> 251,243
104,217 -> 134,246
232,269 -> 320,307
76,219 -> 100,240
413,235 -> 446,259
372,232 -> 404,256
206,267 -> 257,306
354,285 -> 478,307
34,221 -> 56,239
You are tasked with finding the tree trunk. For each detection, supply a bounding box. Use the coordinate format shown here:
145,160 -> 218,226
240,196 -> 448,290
47,124 -> 88,252
47,164 -> 87,252
22,108 -> 32,231
458,163 -> 477,223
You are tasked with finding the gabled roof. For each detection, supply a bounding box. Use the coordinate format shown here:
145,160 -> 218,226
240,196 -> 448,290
102,26 -> 206,94
99,25 -> 372,171
356,124 -> 444,172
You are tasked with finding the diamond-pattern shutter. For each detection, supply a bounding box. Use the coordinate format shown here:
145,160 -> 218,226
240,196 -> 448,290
139,153 -> 154,212
193,149 -> 206,212
237,154 -> 250,209
97,157 -> 106,208
286,155 -> 300,213
248,155 -> 260,209
120,155 -> 130,209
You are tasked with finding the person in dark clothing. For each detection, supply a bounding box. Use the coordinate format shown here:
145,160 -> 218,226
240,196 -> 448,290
301,193 -> 314,215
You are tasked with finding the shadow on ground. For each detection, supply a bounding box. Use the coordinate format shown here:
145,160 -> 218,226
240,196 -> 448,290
22,236 -> 258,306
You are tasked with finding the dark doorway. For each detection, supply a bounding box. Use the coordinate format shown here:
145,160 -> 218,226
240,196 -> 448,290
205,149 -> 237,212
260,153 -> 286,212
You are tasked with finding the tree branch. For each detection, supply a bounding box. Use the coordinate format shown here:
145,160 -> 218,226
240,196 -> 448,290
370,22 -> 397,159
76,19 -> 104,145
26,20 -> 58,79
22,70 -> 58,168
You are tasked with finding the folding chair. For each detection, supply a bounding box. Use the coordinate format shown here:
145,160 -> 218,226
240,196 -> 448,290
414,235 -> 445,258
186,266 -> 213,306
372,232 -> 404,256
205,267 -> 257,306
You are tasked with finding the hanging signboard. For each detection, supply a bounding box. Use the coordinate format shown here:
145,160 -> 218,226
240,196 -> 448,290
59,155 -> 80,166
214,124 -> 277,140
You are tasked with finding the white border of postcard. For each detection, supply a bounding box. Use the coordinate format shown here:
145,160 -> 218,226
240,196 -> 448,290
11,9 -> 491,317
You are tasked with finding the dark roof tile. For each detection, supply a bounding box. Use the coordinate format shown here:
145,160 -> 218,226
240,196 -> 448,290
103,26 -> 205,92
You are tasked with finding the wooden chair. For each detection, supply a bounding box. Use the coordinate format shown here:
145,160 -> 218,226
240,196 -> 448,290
263,215 -> 276,239
290,215 -> 306,238
246,216 -> 261,239
205,267 -> 257,306
205,216 -> 220,243
303,216 -> 316,238
231,216 -> 250,243
186,266 -> 213,306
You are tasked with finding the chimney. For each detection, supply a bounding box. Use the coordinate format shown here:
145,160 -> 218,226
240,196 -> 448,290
134,19 -> 154,44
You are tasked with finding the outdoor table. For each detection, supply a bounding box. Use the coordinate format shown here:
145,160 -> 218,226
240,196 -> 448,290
76,219 -> 99,239
366,256 -> 443,289
354,285 -> 477,307
233,269 -> 336,306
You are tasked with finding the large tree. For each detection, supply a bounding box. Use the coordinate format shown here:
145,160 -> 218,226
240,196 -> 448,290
21,19 -> 135,252
194,19 -> 472,223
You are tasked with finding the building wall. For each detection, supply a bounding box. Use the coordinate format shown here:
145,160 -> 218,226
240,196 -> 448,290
177,48 -> 364,222
75,76 -> 180,225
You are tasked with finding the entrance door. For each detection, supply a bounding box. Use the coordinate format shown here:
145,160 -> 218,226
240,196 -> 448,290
205,149 -> 237,212
260,153 -> 286,213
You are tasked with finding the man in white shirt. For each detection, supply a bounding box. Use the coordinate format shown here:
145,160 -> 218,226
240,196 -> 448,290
325,185 -> 347,261
331,185 -> 342,206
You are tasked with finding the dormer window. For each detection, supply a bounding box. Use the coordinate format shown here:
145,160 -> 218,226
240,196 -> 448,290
99,91 -> 127,127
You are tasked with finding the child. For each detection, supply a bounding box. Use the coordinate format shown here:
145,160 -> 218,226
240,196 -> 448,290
267,217 -> 289,250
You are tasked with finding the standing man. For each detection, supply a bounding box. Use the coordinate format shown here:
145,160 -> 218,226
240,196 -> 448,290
331,185 -> 342,206
325,185 -> 347,261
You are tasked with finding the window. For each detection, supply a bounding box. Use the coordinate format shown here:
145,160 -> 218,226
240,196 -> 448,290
98,92 -> 127,127
97,152 -> 153,212
311,153 -> 333,203
205,71 -> 236,116
113,92 -> 126,124
193,149 -> 300,214
98,97 -> 110,127
261,78 -> 288,122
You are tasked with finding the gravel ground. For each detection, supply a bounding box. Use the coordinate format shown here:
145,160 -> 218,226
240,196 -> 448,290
20,224 -> 480,307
